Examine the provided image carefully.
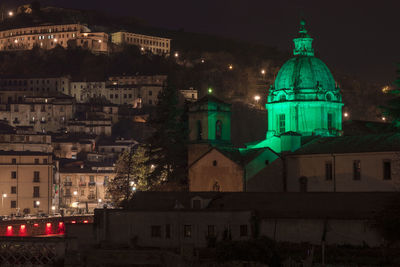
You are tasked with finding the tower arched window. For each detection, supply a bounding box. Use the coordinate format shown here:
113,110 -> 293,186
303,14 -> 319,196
197,120 -> 202,141
216,120 -> 222,140
279,94 -> 286,101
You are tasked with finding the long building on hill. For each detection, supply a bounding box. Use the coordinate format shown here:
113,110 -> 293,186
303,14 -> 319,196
0,23 -> 109,53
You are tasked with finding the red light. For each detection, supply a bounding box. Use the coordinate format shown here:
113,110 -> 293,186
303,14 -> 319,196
45,222 -> 52,235
33,223 -> 39,227
71,220 -> 76,224
58,222 -> 64,226
19,225 -> 26,236
58,221 -> 65,234
83,220 -> 88,224
6,226 -> 13,236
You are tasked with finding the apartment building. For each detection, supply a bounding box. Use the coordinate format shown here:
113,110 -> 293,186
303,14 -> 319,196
0,24 -> 109,53
66,119 -> 112,136
108,75 -> 166,106
52,134 -> 95,160
0,132 -> 52,153
180,88 -> 198,102
0,151 -> 53,216
111,31 -> 171,56
0,77 -> 70,94
70,81 -> 107,102
59,161 -> 115,214
0,94 -> 75,133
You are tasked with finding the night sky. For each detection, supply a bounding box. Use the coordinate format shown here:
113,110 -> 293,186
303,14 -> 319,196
4,0 -> 400,84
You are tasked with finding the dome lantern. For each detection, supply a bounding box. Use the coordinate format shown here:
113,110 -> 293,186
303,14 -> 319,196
293,20 -> 314,57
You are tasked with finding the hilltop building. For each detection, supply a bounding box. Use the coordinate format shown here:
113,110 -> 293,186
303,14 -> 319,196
0,24 -> 109,53
111,31 -> 171,56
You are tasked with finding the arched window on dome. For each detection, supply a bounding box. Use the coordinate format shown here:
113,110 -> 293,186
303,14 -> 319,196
279,94 -> 286,101
325,93 -> 333,101
216,120 -> 222,140
196,120 -> 202,141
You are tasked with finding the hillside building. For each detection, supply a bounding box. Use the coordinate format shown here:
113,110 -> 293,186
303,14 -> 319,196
111,31 -> 171,56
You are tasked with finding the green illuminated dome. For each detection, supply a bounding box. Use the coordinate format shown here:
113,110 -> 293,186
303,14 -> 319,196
274,57 -> 336,91
265,20 -> 343,138
274,20 -> 336,93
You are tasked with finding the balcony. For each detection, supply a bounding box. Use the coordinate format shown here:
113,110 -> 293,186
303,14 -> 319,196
88,182 -> 96,186
79,182 -> 86,187
64,182 -> 72,186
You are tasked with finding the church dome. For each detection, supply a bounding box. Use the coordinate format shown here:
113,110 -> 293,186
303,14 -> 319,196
273,20 -> 336,92
275,56 -> 336,91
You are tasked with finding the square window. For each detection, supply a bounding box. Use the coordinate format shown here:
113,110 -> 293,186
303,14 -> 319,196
325,161 -> 333,180
151,225 -> 161,238
240,225 -> 248,237
353,160 -> 361,180
165,224 -> 171,239
208,225 -> 216,237
184,225 -> 192,237
383,160 -> 391,180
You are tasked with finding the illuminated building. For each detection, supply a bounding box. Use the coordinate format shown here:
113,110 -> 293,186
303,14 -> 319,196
111,31 -> 171,56
0,151 -> 53,216
58,161 -> 115,214
0,24 -> 109,53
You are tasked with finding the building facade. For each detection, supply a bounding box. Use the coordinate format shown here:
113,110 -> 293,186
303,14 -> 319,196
0,94 -> 75,133
59,162 -> 115,214
0,24 -> 108,53
0,151 -> 53,216
111,31 -> 171,56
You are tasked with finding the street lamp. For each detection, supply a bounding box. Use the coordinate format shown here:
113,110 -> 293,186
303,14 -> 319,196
228,64 -> 233,70
208,88 -> 213,94
8,11 -> 13,17
36,201 -> 40,214
174,52 -> 179,58
261,69 -> 266,75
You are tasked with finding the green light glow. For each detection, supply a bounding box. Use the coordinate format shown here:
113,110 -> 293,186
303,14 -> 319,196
208,88 -> 213,94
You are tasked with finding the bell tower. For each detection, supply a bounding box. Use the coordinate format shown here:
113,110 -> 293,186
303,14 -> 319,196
187,94 -> 231,165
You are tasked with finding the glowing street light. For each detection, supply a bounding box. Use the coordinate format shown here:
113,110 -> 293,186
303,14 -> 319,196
344,112 -> 349,117
228,64 -> 233,70
54,38 -> 58,42
201,59 -> 205,63
382,117 -> 386,121
51,206 -> 56,211
73,191 -> 78,196
254,95 -> 261,102
98,40 -> 102,43
208,88 -> 213,94
261,69 -> 266,75
174,52 -> 179,58
14,39 -> 18,43
98,199 -> 102,203
8,11 -> 13,17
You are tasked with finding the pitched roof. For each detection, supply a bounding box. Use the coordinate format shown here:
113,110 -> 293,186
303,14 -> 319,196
126,191 -> 396,219
192,95 -> 230,106
291,133 -> 400,155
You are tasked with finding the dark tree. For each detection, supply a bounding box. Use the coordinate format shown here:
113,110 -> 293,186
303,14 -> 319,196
147,74 -> 188,189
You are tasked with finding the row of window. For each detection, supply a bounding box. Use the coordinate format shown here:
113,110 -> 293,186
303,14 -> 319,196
64,188 -> 96,198
150,224 -> 248,238
324,160 -> 391,181
2,26 -> 79,37
125,36 -> 169,48
10,200 -> 42,209
11,171 -> 41,181
10,158 -> 48,164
